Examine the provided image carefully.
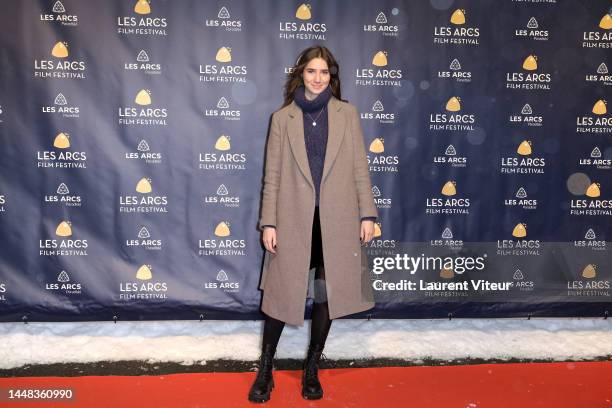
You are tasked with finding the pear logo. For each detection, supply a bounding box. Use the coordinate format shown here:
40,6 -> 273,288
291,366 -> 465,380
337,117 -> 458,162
442,227 -> 453,239
440,267 -> 454,279
369,138 -> 384,153
513,269 -> 524,280
445,145 -> 457,155
585,182 -> 601,198
216,269 -> 229,281
52,1 -> 66,13
295,4 -> 312,20
53,132 -> 70,149
217,97 -> 229,109
136,264 -> 152,280
57,270 -> 70,282
372,100 -> 384,112
135,177 -> 152,194
591,147 -> 602,158
526,17 -> 538,29
134,0 -> 151,15
449,58 -> 461,70
136,50 -> 149,62
450,9 -> 466,25
599,13 -> 612,30
522,55 -> 538,71
376,12 -> 387,24
214,135 -> 231,151
521,104 -> 532,115
51,41 -> 69,58
216,184 -> 229,195
54,93 -> 67,105
516,187 -> 527,199
512,223 -> 527,238
215,221 -> 231,237
592,99 -> 607,115
517,140 -> 532,156
218,6 -> 230,19
56,220 -> 72,237
372,185 -> 381,197
372,50 -> 388,67
57,183 -> 70,195
134,89 -> 152,106
581,264 -> 597,279
445,96 -> 461,112
441,181 -> 457,196
373,222 -> 382,238
138,226 -> 151,239
137,139 -> 150,152
215,47 -> 232,63
585,228 -> 596,240
597,63 -> 608,74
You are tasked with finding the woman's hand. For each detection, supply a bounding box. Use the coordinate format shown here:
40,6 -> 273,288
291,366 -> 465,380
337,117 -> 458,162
360,220 -> 375,244
262,227 -> 277,253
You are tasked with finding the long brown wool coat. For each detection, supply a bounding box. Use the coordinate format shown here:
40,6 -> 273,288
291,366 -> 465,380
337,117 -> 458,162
258,95 -> 378,326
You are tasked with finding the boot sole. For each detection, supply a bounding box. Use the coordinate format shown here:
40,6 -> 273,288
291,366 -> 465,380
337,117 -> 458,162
248,379 -> 274,403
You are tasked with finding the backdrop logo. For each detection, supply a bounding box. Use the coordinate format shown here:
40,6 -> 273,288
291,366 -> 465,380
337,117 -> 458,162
34,41 -> 86,79
576,99 -> 611,134
505,55 -> 551,90
118,89 -> 168,126
433,144 -> 467,168
204,269 -> 240,292
570,180 -> 611,216
426,181 -> 470,215
0,194 -> 5,213
574,228 -> 607,251
497,223 -> 540,256
199,221 -> 247,256
45,270 -> 82,295
199,47 -> 248,83
37,132 -> 87,168
582,12 -> 611,48
117,0 -> 168,36
500,140 -> 546,174
511,269 -> 534,292
367,138 -> 399,172
429,96 -> 476,131
515,17 -> 548,40
204,97 -> 241,120
199,135 -> 247,170
39,220 -> 89,256
279,4 -> 326,40
579,146 -> 611,170
363,11 -> 398,37
0,282 -> 6,301
40,1 -> 78,26
126,226 -> 162,250
44,182 -> 82,207
355,50 -> 402,87
438,58 -> 471,82
124,50 -> 162,75
567,264 -> 610,297
509,103 -> 542,127
363,219 -> 396,249
42,92 -> 80,118
125,139 -> 162,164
586,62 -> 611,86
119,264 -> 169,301
119,177 -> 169,213
203,183 -> 240,207
505,186 -> 537,210
430,227 -> 463,250
433,9 -> 480,45
205,6 -> 242,31
372,185 -> 392,209
360,100 -> 395,124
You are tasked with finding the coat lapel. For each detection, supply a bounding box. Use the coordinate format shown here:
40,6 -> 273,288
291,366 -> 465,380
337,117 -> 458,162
287,96 -> 346,190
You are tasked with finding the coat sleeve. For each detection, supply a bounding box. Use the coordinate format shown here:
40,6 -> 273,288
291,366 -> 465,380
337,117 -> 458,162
258,112 -> 282,231
349,105 -> 378,220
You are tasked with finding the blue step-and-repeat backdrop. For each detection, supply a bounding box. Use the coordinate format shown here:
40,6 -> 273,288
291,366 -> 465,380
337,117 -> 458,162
0,0 -> 610,321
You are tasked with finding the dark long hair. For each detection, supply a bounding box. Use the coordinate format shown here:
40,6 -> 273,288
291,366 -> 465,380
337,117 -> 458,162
282,45 -> 345,107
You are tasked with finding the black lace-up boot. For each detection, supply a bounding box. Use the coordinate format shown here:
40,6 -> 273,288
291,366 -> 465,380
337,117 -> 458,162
301,343 -> 326,399
248,343 -> 276,403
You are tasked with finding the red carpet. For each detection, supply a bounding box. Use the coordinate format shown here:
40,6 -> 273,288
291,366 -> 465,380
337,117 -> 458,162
1,361 -> 610,407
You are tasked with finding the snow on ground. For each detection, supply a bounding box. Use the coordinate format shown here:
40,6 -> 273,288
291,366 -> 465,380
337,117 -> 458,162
0,318 -> 611,369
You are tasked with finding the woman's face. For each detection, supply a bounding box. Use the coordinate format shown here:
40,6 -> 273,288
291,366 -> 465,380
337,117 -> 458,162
301,57 -> 330,98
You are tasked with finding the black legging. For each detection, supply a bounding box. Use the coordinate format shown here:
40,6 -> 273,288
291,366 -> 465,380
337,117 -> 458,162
262,206 -> 332,350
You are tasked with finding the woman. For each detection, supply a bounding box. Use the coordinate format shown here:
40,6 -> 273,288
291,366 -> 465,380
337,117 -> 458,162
249,45 -> 378,403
